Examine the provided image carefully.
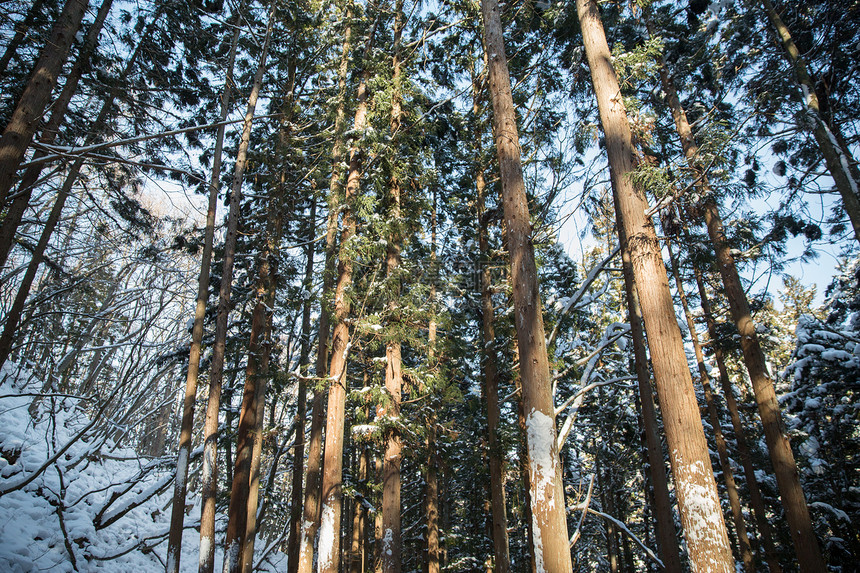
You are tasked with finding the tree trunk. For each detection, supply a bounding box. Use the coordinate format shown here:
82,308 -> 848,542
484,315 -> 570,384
575,1 -> 734,570
294,5 -> 353,571
0,24 -> 147,369
665,236 -> 753,573
317,15 -> 377,573
656,44 -> 824,571
597,448 -> 619,573
350,445 -> 368,573
475,125 -> 511,573
223,146 -> 283,573
165,11 -> 241,571
382,5 -> 404,571
0,0 -> 48,76
425,189 -> 441,573
286,195 -> 317,571
761,0 -> 860,245
689,258 -> 783,573
614,202 -> 684,573
479,0 -> 572,570
0,0 -> 114,271
198,9 -> 273,571
0,0 -> 89,207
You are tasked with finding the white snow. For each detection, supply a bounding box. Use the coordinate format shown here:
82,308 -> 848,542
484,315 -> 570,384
0,363 -> 287,572
317,500 -> 337,572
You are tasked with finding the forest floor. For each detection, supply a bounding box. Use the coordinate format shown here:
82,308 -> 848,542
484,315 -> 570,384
0,362 -> 287,572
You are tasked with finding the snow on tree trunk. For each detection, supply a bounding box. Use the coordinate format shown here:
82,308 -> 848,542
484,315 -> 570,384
615,211 -> 684,573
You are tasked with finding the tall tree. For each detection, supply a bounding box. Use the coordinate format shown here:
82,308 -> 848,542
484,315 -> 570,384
166,9 -> 242,570
0,0 -> 89,206
316,13 -> 377,573
479,0 -> 573,570
656,43 -> 826,572
198,7 -> 274,571
574,1 -> 734,570
382,2 -> 404,572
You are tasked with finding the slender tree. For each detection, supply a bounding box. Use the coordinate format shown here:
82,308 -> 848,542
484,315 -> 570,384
0,0 -> 89,206
294,4 -> 354,573
316,14 -> 378,573
575,1 -> 734,570
382,3 -> 404,572
165,10 -> 242,571
479,0 -> 572,569
198,7 -> 274,570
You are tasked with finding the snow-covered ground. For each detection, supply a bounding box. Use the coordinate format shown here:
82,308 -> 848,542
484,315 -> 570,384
0,363 -> 286,572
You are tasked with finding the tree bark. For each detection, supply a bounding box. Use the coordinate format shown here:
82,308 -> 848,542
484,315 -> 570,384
425,188 -> 441,573
479,0 -> 572,569
287,195 -> 317,571
656,44 -> 824,571
382,4 -> 404,571
689,259 -> 783,573
614,202 -> 684,573
761,0 -> 860,245
317,15 -> 377,573
223,135 -> 283,573
0,22 -> 148,369
165,10 -> 241,571
475,118 -> 511,572
294,5 -> 353,572
0,0 -> 89,207
0,0 -> 114,271
198,8 -> 273,570
665,236 -> 753,573
576,1 -> 734,570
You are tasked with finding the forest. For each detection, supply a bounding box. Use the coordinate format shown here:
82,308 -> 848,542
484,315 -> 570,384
0,0 -> 857,571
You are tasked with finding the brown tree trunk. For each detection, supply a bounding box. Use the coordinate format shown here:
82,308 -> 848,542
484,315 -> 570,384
479,0 -> 572,569
0,0 -> 114,271
382,5 -> 404,571
286,196 -> 317,571
0,26 -> 146,369
425,189 -> 441,573
166,11 -> 241,571
223,155 -> 283,573
0,0 -> 48,75
665,237 -> 753,573
294,5 -> 353,573
576,1 -> 734,570
350,445 -> 368,573
689,259 -> 783,573
317,15 -> 377,573
198,9 -> 273,571
0,0 -> 89,206
597,448 -> 619,573
614,202 -> 684,573
475,128 -> 511,573
656,46 -> 824,571
761,0 -> 860,245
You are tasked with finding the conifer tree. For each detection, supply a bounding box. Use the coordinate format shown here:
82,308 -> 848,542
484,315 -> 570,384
575,1 -> 734,570
480,0 -> 573,569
